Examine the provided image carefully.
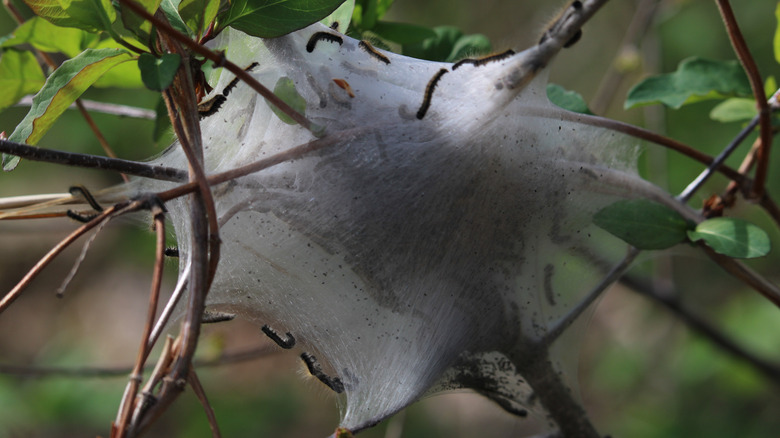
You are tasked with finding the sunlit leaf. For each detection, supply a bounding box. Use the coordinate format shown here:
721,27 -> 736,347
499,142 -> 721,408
179,0 -> 219,38
0,17 -> 99,57
321,0 -> 354,29
625,57 -> 752,109
120,0 -> 162,43
266,76 -> 306,124
138,52 -> 181,91
7,48 -> 134,152
774,3 -> 780,65
23,0 -> 90,29
593,199 -> 692,250
709,97 -> 757,123
547,84 -> 593,115
0,49 -> 47,112
159,0 -> 194,37
687,217 -> 771,259
217,0 -> 345,37
63,0 -> 117,32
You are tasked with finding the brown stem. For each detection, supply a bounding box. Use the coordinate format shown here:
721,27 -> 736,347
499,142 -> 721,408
114,202 -> 167,436
0,202 -> 130,313
117,0 -> 321,135
715,0 -> 773,197
189,368 -> 223,438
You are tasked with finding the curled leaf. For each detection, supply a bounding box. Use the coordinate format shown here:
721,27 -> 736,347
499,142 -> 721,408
688,217 -> 771,259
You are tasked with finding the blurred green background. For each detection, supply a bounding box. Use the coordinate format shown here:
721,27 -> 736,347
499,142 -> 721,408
1,0 -> 780,437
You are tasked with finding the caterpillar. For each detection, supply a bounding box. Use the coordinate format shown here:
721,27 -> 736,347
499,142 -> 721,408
198,62 -> 259,119
306,32 -> 344,53
262,324 -> 296,349
416,68 -> 449,120
301,352 -> 345,393
359,40 -> 391,65
451,49 -> 516,70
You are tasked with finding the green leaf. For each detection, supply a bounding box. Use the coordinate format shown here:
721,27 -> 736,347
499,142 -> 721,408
179,0 -> 219,38
774,3 -> 780,65
547,83 -> 593,115
159,0 -> 194,38
593,199 -> 693,250
153,96 -> 173,143
63,0 -> 117,32
266,76 -> 306,125
448,33 -> 491,61
6,48 -> 134,153
0,49 -> 47,112
91,39 -> 144,88
120,0 -> 162,43
217,0 -> 345,38
321,0 -> 354,29
687,217 -> 771,259
138,52 -> 181,91
709,97 -> 757,123
352,0 -> 392,29
0,17 -> 99,57
625,57 -> 752,109
402,26 -> 490,62
372,21 -> 436,45
24,0 -> 117,32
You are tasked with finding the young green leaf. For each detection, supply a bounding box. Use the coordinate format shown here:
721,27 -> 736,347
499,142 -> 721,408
23,0 -> 93,29
0,49 -> 47,112
687,217 -> 771,259
6,48 -> 134,161
217,0 -> 345,38
402,26 -> 488,62
321,0 -> 354,29
0,17 -> 99,57
547,84 -> 593,115
138,52 -> 181,91
709,97 -> 757,123
120,0 -> 163,43
774,3 -> 780,65
159,0 -> 194,38
266,76 -> 306,125
179,0 -> 219,38
63,0 -> 117,32
593,199 -> 692,250
625,57 -> 752,109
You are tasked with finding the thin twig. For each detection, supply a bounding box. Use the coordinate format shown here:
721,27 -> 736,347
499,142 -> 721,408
715,0 -> 773,197
116,0 -> 323,135
677,115 -> 759,203
544,247 -> 640,344
0,202 -> 131,313
0,346 -> 278,378
589,0 -> 660,115
188,368 -> 223,438
56,214 -> 112,297
114,201 -> 167,436
621,275 -> 780,386
0,139 -> 187,182
17,96 -> 156,119
701,245 -> 780,308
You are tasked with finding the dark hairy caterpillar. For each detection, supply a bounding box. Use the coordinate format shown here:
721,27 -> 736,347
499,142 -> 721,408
66,185 -> 103,222
198,62 -> 260,119
306,32 -> 344,53
201,310 -> 236,324
300,352 -> 345,393
359,40 -> 391,65
261,324 -> 296,349
416,68 -> 449,120
451,49 -> 516,70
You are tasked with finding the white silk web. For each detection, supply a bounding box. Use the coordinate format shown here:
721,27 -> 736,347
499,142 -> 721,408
143,20 -> 674,434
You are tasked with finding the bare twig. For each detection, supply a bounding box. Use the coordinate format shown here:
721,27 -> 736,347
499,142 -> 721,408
55,213 -> 112,297
677,115 -> 759,203
0,202 -> 134,313
17,96 -> 156,119
117,0 -> 323,135
114,201 -> 167,436
188,368 -> 223,438
715,0 -> 773,197
0,139 -> 187,182
590,0 -> 660,115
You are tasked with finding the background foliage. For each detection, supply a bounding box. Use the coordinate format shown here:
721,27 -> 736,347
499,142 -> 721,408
1,0 -> 779,437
